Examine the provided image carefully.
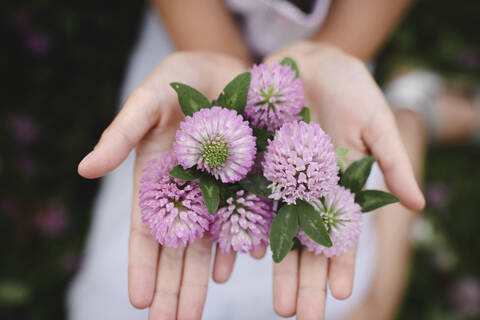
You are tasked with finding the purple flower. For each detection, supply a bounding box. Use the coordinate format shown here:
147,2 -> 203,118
245,62 -> 305,131
25,31 -> 52,57
426,183 -> 450,207
210,190 -> 274,254
174,107 -> 256,183
35,202 -> 68,236
0,196 -> 19,218
450,277 -> 480,315
297,186 -> 363,257
263,121 -> 339,204
17,155 -> 36,176
8,115 -> 39,144
139,152 -> 212,248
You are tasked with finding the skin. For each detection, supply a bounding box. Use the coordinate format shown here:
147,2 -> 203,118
265,42 -> 425,319
78,46 -> 424,320
80,1 -> 421,319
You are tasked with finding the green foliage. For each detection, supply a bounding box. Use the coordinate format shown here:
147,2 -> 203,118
355,190 -> 399,212
170,82 -> 211,116
252,126 -> 274,152
340,157 -> 376,194
280,57 -> 300,78
296,200 -> 332,247
270,205 -> 299,263
215,72 -> 251,114
299,107 -> 311,123
199,174 -> 220,214
239,174 -> 271,198
169,165 -> 202,181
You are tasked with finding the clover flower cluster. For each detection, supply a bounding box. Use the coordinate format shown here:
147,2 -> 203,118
139,60 -> 365,258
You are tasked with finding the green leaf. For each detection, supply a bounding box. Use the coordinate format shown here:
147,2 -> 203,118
299,107 -> 311,123
280,57 -> 300,78
170,82 -> 211,116
252,126 -> 274,152
339,157 -> 376,194
169,165 -> 203,181
218,182 -> 242,201
215,72 -> 251,114
290,237 -> 302,251
199,175 -> 220,214
239,174 -> 271,198
355,190 -> 400,212
296,200 -> 332,247
337,159 -> 345,173
270,204 -> 299,263
335,147 -> 349,157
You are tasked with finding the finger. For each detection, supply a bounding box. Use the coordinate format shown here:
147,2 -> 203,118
250,245 -> 267,259
78,86 -> 164,179
212,245 -> 236,283
149,246 -> 185,320
296,250 -> 328,320
128,161 -> 160,309
177,237 -> 213,320
328,247 -> 357,300
273,250 -> 299,317
363,110 -> 425,211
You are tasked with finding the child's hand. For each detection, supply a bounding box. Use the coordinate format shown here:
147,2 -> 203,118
77,52 -> 251,319
264,41 -> 425,319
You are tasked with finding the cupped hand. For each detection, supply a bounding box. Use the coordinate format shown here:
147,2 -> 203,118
77,52 -> 264,319
264,41 -> 425,319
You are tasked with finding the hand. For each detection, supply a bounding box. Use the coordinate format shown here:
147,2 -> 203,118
77,52 -> 264,319
264,41 -> 425,319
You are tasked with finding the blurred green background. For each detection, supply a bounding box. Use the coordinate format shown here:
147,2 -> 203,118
1,0 -> 479,319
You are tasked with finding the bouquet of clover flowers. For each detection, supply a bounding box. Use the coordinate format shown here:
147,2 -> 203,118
139,58 -> 400,262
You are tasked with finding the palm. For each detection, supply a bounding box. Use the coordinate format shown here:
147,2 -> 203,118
265,41 -> 424,319
78,52 -> 249,319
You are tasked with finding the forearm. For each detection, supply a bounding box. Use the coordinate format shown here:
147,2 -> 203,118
312,0 -> 415,61
152,0 -> 252,63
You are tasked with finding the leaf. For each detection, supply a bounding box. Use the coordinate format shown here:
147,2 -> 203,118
170,82 -> 211,116
335,147 -> 349,157
239,174 -> 271,198
299,107 -> 311,123
355,190 -> 400,212
339,157 -> 376,194
218,182 -> 242,201
199,175 -> 220,214
280,57 -> 300,78
337,159 -> 345,173
290,237 -> 302,251
215,72 -> 251,114
270,204 -> 299,263
169,165 -> 203,181
252,126 -> 274,152
296,200 -> 332,247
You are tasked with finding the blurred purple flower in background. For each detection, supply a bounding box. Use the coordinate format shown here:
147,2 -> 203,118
8,115 -> 39,144
459,50 -> 479,68
34,202 -> 68,236
10,9 -> 30,33
425,183 -> 450,207
0,197 -> 19,218
450,277 -> 480,315
61,254 -> 81,273
25,31 -> 52,57
17,156 -> 36,177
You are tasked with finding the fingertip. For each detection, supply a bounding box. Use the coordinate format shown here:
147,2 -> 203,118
329,277 -> 353,300
77,151 -> 96,178
250,245 -> 266,259
274,286 -> 297,318
128,278 -> 154,309
212,248 -> 235,283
